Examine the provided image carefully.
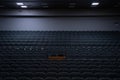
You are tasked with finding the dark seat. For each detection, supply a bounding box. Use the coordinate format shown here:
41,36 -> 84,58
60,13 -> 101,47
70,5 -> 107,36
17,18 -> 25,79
85,77 -> 98,80
18,77 -> 31,80
58,77 -> 70,80
72,77 -> 84,80
45,77 -> 57,80
32,77 -> 43,80
4,77 -> 17,80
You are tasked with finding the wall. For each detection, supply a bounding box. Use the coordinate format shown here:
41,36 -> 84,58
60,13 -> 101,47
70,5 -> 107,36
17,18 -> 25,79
0,9 -> 120,31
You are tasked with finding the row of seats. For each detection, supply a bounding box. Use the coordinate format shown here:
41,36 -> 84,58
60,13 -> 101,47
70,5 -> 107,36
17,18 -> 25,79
1,77 -> 120,80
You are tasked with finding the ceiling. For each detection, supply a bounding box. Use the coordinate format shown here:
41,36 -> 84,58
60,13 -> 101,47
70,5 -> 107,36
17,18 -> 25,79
0,0 -> 120,9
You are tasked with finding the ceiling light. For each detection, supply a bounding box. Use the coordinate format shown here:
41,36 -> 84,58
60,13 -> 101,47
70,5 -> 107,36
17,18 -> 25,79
16,3 -> 24,6
91,2 -> 99,6
21,6 -> 28,8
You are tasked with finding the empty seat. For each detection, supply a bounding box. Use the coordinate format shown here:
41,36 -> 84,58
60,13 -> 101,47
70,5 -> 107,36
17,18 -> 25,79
47,72 -> 57,77
18,77 -> 30,80
85,77 -> 98,80
32,77 -> 43,80
58,72 -> 70,77
30,72 -> 45,78
58,77 -> 70,80
4,77 -> 17,80
72,77 -> 84,80
45,77 -> 57,80
70,72 -> 81,77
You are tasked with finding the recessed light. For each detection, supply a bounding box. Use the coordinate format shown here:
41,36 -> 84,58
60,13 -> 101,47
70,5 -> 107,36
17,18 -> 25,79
16,2 -> 24,6
21,6 -> 28,8
91,2 -> 99,6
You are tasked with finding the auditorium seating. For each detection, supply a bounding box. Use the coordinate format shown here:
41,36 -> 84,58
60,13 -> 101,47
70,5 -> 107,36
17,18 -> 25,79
0,31 -> 120,80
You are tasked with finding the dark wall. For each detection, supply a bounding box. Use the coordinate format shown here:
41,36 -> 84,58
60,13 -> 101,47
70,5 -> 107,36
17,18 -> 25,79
0,9 -> 120,31
0,17 -> 120,31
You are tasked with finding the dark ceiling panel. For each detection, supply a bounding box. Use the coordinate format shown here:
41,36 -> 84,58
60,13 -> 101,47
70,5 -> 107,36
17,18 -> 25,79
0,0 -> 120,9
